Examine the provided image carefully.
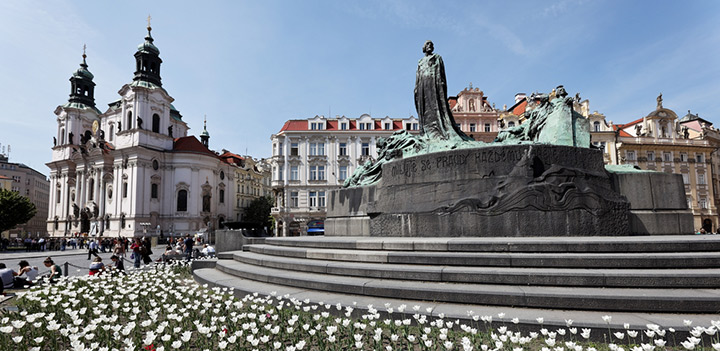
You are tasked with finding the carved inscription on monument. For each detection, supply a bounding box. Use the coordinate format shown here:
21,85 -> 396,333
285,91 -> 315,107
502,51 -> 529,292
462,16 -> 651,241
388,148 -> 524,179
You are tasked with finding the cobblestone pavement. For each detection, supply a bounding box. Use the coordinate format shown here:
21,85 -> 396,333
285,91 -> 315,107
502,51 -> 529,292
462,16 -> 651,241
0,246 -> 169,278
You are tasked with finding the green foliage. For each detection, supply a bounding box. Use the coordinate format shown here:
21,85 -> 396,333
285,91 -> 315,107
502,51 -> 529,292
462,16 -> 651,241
0,188 -> 36,233
244,195 -> 273,228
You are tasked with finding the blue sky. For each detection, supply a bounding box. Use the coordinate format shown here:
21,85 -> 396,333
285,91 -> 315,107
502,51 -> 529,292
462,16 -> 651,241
1,1 -> 719,176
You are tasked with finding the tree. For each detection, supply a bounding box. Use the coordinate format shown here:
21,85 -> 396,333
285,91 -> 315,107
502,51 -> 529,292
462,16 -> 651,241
244,196 -> 273,228
0,188 -> 37,233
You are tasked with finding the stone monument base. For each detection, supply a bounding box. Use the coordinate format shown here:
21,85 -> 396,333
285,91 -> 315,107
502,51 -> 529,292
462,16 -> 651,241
327,144 -> 692,236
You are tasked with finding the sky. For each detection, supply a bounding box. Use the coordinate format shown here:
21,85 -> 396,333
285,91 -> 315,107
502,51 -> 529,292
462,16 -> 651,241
1,0 -> 719,177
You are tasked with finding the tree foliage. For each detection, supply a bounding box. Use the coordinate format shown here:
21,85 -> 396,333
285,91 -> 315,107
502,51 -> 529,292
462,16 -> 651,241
0,188 -> 37,233
244,195 -> 273,228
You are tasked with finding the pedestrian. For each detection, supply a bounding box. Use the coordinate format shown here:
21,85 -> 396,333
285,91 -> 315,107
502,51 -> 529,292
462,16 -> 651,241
183,234 -> 194,261
16,260 -> 38,287
42,257 -> 62,283
87,239 -> 100,260
89,257 -> 104,276
130,239 -> 142,268
110,255 -> 125,275
141,237 -> 153,265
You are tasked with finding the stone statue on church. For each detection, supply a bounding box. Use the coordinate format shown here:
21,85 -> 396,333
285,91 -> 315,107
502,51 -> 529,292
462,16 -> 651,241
53,137 -> 57,146
117,121 -> 121,132
68,132 -> 74,145
414,40 -> 471,142
137,117 -> 143,129
168,125 -> 173,138
657,93 -> 663,109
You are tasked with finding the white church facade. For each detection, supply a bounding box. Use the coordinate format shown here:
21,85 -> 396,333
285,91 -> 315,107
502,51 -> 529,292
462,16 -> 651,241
47,24 -> 235,237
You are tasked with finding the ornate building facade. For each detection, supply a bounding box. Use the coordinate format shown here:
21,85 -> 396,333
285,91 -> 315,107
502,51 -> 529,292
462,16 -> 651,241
46,25 -> 236,237
270,114 -> 419,236
0,153 -> 50,238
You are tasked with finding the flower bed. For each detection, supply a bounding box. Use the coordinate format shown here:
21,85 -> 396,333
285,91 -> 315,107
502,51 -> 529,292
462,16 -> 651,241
0,262 -> 718,351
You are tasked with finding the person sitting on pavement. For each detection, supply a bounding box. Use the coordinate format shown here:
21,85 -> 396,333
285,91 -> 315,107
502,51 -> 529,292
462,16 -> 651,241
109,255 -> 125,275
43,257 -> 62,283
15,260 -> 38,287
0,263 -> 15,291
201,244 -> 216,257
89,257 -> 105,276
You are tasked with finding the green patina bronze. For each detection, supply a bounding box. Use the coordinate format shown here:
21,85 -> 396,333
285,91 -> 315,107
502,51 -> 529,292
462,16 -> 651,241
344,42 -> 592,187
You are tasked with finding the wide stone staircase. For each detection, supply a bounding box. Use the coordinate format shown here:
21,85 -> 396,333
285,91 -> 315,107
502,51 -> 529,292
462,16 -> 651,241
194,235 -> 720,330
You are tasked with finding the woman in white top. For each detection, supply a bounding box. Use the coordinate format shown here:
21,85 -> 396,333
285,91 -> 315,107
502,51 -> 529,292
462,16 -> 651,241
17,260 -> 39,284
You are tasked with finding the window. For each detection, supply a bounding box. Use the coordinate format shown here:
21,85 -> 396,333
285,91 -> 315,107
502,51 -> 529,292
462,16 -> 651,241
88,178 -> 94,201
152,113 -> 160,133
663,152 -> 672,162
413,123 -> 418,130
698,173 -> 706,185
309,143 -> 325,156
60,128 -> 65,144
626,151 -> 636,161
123,182 -> 128,198
109,125 -> 114,141
647,151 -> 655,162
469,124 -> 476,132
127,111 -> 133,129
484,123 -> 491,132
680,153 -> 688,162
290,192 -> 299,207
309,191 -> 317,207
56,189 -> 61,203
153,160 -> 159,170
359,123 -> 366,130
385,123 -> 391,130
362,143 -> 370,156
340,122 -> 347,130
310,122 -> 323,130
277,142 -> 283,156
593,121 -> 601,132
151,183 -> 158,199
177,189 -> 187,211
309,166 -> 326,181
339,166 -> 348,181
278,166 -> 284,181
339,143 -> 347,156
319,191 -> 326,207
290,166 -> 299,181
508,122 -> 515,128
682,173 -> 689,184
700,198 -> 708,209
291,143 -> 299,156
359,122 -> 372,130
697,154 -> 705,163
218,189 -> 224,204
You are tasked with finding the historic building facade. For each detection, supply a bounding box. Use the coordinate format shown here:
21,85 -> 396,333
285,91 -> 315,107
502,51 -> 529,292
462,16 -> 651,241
46,25 -> 237,238
448,84 -> 502,142
270,114 -> 419,236
219,150 -> 272,223
0,153 -> 50,238
587,96 -> 719,232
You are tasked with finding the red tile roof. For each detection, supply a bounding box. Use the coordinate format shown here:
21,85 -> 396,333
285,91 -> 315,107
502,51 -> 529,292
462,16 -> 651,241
448,97 -> 458,109
173,136 -> 218,158
218,150 -> 244,165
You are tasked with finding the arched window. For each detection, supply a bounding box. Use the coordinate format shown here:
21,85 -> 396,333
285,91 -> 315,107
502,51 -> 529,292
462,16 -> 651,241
109,125 -> 114,141
88,178 -> 94,201
219,189 -> 225,204
177,190 -> 188,212
60,128 -> 65,144
127,111 -> 133,130
593,121 -> 601,132
151,183 -> 159,199
152,113 -> 160,133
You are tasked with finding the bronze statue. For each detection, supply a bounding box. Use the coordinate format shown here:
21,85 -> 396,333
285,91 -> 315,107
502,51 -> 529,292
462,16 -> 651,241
414,40 -> 470,141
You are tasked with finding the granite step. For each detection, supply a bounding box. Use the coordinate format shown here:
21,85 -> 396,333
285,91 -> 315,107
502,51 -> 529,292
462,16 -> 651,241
213,258 -> 720,313
263,235 -> 720,253
194,267 -> 716,337
244,244 -> 720,268
231,250 -> 720,288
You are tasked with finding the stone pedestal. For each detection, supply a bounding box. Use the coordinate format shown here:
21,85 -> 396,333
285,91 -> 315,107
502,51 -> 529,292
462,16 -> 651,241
327,144 -> 692,237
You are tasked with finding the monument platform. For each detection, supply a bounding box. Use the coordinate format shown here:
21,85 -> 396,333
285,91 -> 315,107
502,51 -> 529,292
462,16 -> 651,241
196,234 -> 720,334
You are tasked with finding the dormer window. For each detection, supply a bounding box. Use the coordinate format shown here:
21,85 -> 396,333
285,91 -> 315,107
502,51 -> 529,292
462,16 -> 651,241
310,122 -> 324,130
340,122 -> 348,130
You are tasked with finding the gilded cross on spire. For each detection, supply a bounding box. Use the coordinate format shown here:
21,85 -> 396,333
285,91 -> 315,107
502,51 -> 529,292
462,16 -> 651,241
147,14 -> 152,29
82,44 -> 87,57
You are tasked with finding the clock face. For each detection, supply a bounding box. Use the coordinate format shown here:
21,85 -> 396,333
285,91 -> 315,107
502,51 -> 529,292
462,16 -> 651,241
92,120 -> 99,134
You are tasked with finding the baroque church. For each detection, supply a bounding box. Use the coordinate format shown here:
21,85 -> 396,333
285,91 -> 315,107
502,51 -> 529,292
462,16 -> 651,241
47,23 -> 234,237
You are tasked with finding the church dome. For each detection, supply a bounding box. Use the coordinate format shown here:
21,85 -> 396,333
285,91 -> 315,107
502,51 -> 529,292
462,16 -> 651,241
137,38 -> 160,55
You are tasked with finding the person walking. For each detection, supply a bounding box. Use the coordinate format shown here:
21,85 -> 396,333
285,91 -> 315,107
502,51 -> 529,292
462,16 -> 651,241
130,239 -> 142,268
87,239 -> 99,260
